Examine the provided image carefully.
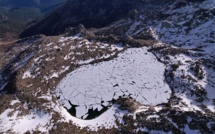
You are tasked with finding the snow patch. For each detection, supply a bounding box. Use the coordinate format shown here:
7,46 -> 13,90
0,109 -> 52,133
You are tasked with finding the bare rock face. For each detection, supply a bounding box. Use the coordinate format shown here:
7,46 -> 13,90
117,98 -> 142,113
20,0 -> 169,38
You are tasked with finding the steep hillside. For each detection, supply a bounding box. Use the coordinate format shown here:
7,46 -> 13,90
0,7 -> 42,40
0,0 -> 66,40
0,0 -> 215,133
20,0 -> 170,37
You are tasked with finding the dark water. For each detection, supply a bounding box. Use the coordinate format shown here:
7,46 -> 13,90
66,98 -> 117,120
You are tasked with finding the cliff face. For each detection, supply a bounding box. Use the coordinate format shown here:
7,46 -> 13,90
20,0 -> 170,37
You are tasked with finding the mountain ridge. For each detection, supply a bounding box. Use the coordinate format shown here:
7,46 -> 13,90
20,0 -> 171,37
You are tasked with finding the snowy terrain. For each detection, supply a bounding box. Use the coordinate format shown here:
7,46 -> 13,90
0,0 -> 215,133
0,109 -> 52,133
0,99 -> 52,133
21,35 -> 124,82
156,0 -> 215,49
61,104 -> 127,131
102,0 -> 215,114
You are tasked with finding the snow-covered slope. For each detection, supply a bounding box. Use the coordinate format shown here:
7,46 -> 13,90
0,0 -> 215,133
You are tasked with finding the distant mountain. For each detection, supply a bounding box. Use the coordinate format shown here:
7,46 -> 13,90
20,0 -> 170,37
0,0 -> 66,40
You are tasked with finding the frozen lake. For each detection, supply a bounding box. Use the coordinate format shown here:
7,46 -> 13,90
56,47 -> 171,119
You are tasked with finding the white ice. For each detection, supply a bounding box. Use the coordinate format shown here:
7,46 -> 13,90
56,47 -> 171,119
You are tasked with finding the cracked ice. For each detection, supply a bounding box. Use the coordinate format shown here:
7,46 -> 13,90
56,47 -> 171,119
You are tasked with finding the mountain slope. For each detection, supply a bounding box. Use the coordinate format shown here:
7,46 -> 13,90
0,0 -> 215,133
0,0 -> 66,40
20,0 -> 170,37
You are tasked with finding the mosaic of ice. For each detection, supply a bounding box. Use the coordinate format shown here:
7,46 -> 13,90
56,47 -> 171,119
